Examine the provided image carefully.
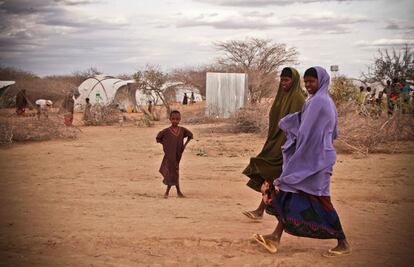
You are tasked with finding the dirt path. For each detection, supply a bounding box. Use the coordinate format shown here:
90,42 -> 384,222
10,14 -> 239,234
0,121 -> 413,266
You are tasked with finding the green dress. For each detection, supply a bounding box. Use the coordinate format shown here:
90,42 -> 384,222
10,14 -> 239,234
243,67 -> 306,192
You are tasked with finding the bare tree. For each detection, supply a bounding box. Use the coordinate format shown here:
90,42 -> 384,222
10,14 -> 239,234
215,38 -> 298,103
70,67 -> 103,85
133,65 -> 177,115
170,64 -> 223,97
362,44 -> 414,85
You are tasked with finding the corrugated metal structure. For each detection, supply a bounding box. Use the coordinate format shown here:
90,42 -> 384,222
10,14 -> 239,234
205,72 -> 248,118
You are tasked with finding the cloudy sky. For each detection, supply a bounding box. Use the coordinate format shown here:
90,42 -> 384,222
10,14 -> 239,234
0,0 -> 413,78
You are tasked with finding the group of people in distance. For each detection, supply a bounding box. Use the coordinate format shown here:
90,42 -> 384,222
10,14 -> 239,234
156,66 -> 351,257
15,89 -> 55,120
182,92 -> 195,105
359,78 -> 413,116
15,89 -> 92,126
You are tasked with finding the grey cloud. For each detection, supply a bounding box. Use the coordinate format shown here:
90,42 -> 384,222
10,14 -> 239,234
0,0 -> 127,42
0,0 -> 99,15
177,18 -> 276,29
173,13 -> 369,33
280,15 -> 370,34
0,0 -> 98,15
0,0 -> 129,71
55,0 -> 100,6
384,20 -> 414,30
194,0 -> 369,7
355,39 -> 414,48
242,11 -> 274,18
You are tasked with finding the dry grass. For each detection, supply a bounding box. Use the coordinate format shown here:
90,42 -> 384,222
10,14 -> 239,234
86,105 -> 123,126
337,103 -> 414,154
230,103 -> 270,135
0,111 -> 78,144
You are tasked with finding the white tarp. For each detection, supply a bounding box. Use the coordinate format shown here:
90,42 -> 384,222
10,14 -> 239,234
75,75 -> 136,111
205,72 -> 248,118
0,81 -> 15,90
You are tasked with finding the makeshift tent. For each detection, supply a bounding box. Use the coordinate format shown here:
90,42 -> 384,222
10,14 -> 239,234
205,72 -> 248,118
74,75 -> 136,112
0,81 -> 16,107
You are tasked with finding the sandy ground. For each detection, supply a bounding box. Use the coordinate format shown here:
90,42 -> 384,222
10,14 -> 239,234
0,104 -> 414,267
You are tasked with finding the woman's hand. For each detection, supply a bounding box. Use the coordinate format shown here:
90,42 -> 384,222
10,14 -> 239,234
263,192 -> 272,205
261,181 -> 273,205
261,181 -> 280,205
260,181 -> 270,194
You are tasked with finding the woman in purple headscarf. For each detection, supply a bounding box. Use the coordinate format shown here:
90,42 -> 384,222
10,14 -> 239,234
253,67 -> 351,257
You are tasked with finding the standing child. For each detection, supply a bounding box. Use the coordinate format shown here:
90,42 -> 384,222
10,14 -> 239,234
83,98 -> 92,125
156,110 -> 193,198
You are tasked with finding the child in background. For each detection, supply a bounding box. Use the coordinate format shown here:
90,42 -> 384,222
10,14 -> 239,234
156,110 -> 193,198
83,98 -> 92,124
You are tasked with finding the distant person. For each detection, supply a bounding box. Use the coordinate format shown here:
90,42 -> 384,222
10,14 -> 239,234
62,92 -> 74,126
182,93 -> 188,105
400,80 -> 411,113
385,80 -> 394,116
388,79 -> 401,115
242,67 -> 305,220
82,97 -> 92,124
148,100 -> 153,114
15,89 -> 28,116
376,90 -> 386,116
35,99 -> 53,119
365,86 -> 373,104
254,66 -> 351,257
358,86 -> 366,110
190,92 -> 195,104
156,110 -> 193,198
401,81 -> 410,102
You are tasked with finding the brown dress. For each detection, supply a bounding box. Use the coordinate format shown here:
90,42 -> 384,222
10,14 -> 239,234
15,90 -> 28,115
156,126 -> 193,186
62,94 -> 74,126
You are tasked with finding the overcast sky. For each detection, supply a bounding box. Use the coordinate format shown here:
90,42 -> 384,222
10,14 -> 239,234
0,0 -> 413,78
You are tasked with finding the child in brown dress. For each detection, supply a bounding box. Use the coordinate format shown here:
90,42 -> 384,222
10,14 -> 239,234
156,110 -> 193,198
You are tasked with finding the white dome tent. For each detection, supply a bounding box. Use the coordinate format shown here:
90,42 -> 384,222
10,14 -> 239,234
74,75 -> 137,112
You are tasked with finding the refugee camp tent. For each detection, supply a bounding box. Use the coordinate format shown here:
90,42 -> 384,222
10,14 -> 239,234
74,75 -> 136,112
205,72 -> 248,118
0,81 -> 16,107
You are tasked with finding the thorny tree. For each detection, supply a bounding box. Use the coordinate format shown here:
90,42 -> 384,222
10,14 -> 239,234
170,64 -> 223,97
133,65 -> 177,116
362,44 -> 414,85
215,38 -> 298,103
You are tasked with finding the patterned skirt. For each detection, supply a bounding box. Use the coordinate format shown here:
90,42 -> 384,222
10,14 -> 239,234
266,190 -> 346,240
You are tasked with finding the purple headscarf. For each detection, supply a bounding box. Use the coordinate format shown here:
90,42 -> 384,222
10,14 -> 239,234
274,66 -> 338,196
